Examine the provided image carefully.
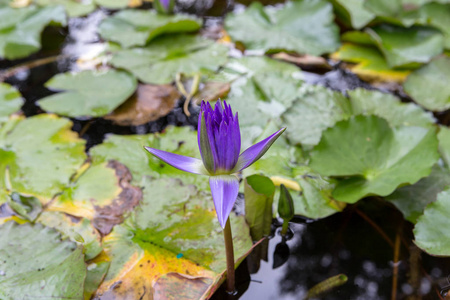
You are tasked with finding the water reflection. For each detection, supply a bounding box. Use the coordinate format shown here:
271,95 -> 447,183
235,200 -> 450,300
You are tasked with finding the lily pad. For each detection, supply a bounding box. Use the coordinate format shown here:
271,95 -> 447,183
365,24 -> 444,68
0,114 -> 86,202
438,126 -> 450,167
0,5 -> 66,59
49,161 -> 142,235
38,70 -> 137,118
403,56 -> 450,112
414,188 -> 450,256
0,221 -> 86,299
89,126 -> 210,191
110,35 -> 228,84
386,164 -> 450,223
36,0 -> 95,17
331,43 -> 411,83
37,211 -> 103,260
98,9 -> 202,48
0,83 -> 24,122
310,115 -> 439,203
225,0 -> 340,55
331,0 -> 375,29
348,88 -> 435,127
94,178 -> 253,299
216,56 -> 302,147
282,85 -> 351,147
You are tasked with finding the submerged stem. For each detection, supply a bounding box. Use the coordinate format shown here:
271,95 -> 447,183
223,218 -> 236,293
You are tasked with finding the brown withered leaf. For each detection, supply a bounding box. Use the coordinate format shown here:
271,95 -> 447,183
192,82 -> 230,105
105,84 -> 180,126
272,52 -> 331,70
94,160 -> 142,235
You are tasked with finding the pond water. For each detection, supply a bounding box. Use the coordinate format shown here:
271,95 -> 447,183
2,0 -> 450,299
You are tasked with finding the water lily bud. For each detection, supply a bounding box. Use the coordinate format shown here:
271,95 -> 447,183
154,0 -> 175,14
278,184 -> 294,221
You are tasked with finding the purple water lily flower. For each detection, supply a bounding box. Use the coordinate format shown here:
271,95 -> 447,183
145,100 -> 285,228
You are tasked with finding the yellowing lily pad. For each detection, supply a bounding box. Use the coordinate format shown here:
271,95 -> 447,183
98,9 -> 202,48
38,70 -> 137,118
0,114 -> 86,203
49,161 -> 142,235
110,35 -> 228,84
310,115 -> 439,203
331,43 -> 411,83
94,178 -> 253,299
0,221 -> 86,299
0,83 -> 24,122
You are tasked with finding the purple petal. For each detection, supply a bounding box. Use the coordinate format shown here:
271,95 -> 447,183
144,147 -> 208,175
209,175 -> 240,228
233,128 -> 286,172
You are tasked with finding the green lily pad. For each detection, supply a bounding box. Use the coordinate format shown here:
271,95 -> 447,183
414,188 -> 450,256
330,0 -> 375,29
216,56 -> 301,147
38,70 -> 137,118
348,88 -> 435,127
243,136 -> 343,220
0,83 -> 24,122
282,85 -> 352,147
331,43 -> 411,82
110,35 -> 228,84
225,0 -> 340,55
0,5 -> 66,60
95,0 -> 128,9
89,126 -> 209,191
0,221 -> 86,299
36,0 -> 95,17
99,9 -> 202,48
0,114 -> 86,202
438,126 -> 450,167
365,24 -> 444,68
310,115 -> 439,203
403,56 -> 450,112
37,211 -> 103,260
386,164 -> 450,223
94,177 -> 253,299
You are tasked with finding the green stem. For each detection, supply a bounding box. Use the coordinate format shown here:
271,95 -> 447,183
223,218 -> 236,293
281,220 -> 289,236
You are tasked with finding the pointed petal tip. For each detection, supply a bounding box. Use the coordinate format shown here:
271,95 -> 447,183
144,146 -> 208,175
209,175 -> 239,229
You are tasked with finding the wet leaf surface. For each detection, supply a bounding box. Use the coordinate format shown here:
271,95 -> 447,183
105,83 -> 180,126
90,126 -> 210,191
225,0 -> 340,55
386,164 -> 450,223
94,177 -> 253,299
0,114 -> 86,202
0,5 -> 66,59
331,0 -> 375,29
99,9 -> 202,48
0,222 -> 86,299
0,83 -> 24,122
49,161 -> 142,235
110,35 -> 228,84
414,188 -> 450,256
310,115 -> 439,203
38,69 -> 138,118
403,56 -> 450,112
366,24 -> 444,68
